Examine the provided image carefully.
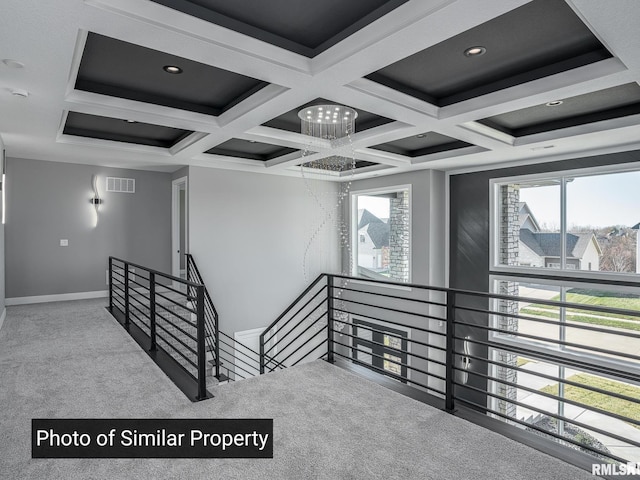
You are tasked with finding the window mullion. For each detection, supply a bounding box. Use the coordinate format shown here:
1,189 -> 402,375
560,177 -> 567,270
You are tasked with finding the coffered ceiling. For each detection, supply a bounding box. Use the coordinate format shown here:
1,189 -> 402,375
1,0 -> 640,179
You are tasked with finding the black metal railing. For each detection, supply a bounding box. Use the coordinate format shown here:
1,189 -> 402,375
184,254 -> 284,384
108,256 -> 211,401
185,254 -> 220,382
260,273 -> 640,465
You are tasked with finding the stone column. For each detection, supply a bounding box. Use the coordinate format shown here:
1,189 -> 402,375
495,185 -> 520,420
389,190 -> 410,283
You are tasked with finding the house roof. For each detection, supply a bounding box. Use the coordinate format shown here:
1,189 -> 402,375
518,202 -> 541,232
3,1 -> 640,176
358,209 -> 389,249
519,231 -> 601,259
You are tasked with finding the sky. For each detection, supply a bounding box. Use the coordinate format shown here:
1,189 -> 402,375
357,195 -> 390,219
520,171 -> 640,230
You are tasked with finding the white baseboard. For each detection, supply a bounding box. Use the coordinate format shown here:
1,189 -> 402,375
0,308 -> 6,331
6,290 -> 109,306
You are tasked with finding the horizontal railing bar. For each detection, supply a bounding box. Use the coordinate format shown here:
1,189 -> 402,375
218,338 -> 260,368
452,395 -> 626,463
264,300 -> 327,355
332,339 -> 446,382
155,313 -> 198,344
217,330 -> 283,369
455,366 -> 640,427
262,274 -> 326,337
267,310 -> 328,358
452,335 -> 640,384
331,306 -> 447,337
111,270 -> 125,280
457,350 -> 640,405
128,292 -> 151,311
331,350 -> 445,395
112,297 -> 125,311
157,283 -> 197,303
155,330 -> 197,362
277,326 -> 327,366
290,339 -> 329,368
217,348 -> 257,378
456,304 -> 640,340
334,285 -> 447,308
154,290 -> 197,315
127,280 -> 151,296
454,320 -> 640,363
110,256 -> 203,288
154,301 -> 197,329
334,328 -> 447,366
341,322 -> 447,353
330,273 -> 640,319
155,335 -> 198,370
128,302 -> 150,324
331,295 -> 446,324
455,380 -> 640,449
263,285 -> 327,346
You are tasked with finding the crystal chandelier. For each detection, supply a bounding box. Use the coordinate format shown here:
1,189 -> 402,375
298,104 -> 358,332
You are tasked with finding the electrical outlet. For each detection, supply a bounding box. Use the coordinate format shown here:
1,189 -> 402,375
60,239 -> 69,247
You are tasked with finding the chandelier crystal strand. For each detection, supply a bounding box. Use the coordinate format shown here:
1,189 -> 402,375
299,105 -> 358,333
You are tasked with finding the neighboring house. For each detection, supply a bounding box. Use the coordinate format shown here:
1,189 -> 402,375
518,203 -> 602,271
357,209 -> 389,271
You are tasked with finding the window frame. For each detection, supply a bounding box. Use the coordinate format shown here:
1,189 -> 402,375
489,162 -> 640,284
350,184 -> 413,284
488,274 -> 640,379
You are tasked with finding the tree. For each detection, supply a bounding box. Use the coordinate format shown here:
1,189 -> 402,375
600,233 -> 636,272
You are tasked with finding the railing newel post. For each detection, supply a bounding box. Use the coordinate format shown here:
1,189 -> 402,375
327,275 -> 334,364
149,272 -> 157,351
124,263 -> 130,330
108,257 -> 113,311
445,290 -> 456,412
196,285 -> 207,400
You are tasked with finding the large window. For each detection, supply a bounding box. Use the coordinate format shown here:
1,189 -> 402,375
492,168 -> 640,279
351,187 -> 411,283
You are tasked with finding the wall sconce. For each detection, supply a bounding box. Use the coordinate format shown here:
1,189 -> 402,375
1,149 -> 6,225
461,335 -> 472,384
90,174 -> 103,226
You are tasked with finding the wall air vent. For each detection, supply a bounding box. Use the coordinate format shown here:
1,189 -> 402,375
106,177 -> 135,193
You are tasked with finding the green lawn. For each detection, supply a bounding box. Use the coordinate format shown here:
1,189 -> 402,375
531,289 -> 640,322
519,307 -> 640,331
540,374 -> 640,430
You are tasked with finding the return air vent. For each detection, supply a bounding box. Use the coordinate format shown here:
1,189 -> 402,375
106,177 -> 135,193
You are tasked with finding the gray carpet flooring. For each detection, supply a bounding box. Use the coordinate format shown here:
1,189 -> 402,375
0,299 -> 598,479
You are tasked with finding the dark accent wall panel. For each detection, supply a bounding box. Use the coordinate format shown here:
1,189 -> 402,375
449,148 -> 640,409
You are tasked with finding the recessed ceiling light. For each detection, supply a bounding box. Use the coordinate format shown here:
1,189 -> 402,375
2,59 -> 25,69
545,100 -> 563,107
416,133 -> 427,138
248,140 -> 257,143
464,46 -> 486,57
125,119 -> 136,123
163,65 -> 183,74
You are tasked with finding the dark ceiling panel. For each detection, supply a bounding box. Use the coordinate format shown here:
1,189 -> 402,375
76,32 -> 268,116
149,0 -> 409,57
63,112 -> 192,148
479,83 -> 640,137
371,132 -> 472,157
206,139 -> 298,161
366,0 -> 611,106
264,98 -> 393,133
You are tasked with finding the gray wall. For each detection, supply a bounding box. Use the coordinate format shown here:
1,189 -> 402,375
188,167 -> 340,335
0,135 -> 5,323
5,157 -> 172,299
